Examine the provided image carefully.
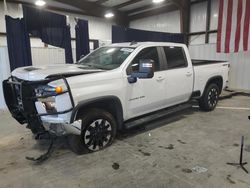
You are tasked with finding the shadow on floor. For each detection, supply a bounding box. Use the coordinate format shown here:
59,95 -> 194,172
117,107 -> 197,140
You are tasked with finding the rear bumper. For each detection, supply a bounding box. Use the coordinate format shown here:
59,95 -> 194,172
2,76 -> 77,135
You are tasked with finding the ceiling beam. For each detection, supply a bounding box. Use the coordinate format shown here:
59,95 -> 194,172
96,0 -> 109,4
126,2 -> 173,15
114,0 -> 143,9
170,0 -> 183,8
128,4 -> 178,21
191,0 -> 208,5
55,0 -> 129,26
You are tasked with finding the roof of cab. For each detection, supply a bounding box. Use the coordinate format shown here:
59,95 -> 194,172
109,42 -> 186,48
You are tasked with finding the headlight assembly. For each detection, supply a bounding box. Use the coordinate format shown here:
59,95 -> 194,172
35,82 -> 66,113
43,101 -> 57,113
33,78 -> 73,116
35,85 -> 65,97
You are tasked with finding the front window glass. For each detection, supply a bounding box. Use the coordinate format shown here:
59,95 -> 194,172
127,47 -> 160,75
77,47 -> 135,70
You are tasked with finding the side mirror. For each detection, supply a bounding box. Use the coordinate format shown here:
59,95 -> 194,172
128,59 -> 155,83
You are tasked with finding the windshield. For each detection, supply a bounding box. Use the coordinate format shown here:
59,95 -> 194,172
77,47 -> 135,70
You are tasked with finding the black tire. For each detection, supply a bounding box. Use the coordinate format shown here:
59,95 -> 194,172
199,83 -> 220,111
68,108 -> 117,155
30,128 -> 39,135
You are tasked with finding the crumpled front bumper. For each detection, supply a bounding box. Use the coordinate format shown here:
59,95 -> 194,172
2,76 -> 81,135
42,119 -> 82,136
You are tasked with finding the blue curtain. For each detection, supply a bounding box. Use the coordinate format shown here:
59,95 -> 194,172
64,26 -> 73,64
23,6 -> 73,64
75,19 -> 90,61
112,25 -> 185,44
5,16 -> 32,71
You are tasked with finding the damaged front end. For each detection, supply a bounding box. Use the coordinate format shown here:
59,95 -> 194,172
2,76 -> 81,136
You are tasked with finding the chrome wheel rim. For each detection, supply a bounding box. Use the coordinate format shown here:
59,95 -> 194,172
84,119 -> 112,151
208,88 -> 219,108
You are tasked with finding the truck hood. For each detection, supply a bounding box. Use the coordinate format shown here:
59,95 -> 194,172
12,64 -> 104,81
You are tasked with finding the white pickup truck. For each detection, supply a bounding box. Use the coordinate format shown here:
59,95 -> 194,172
3,42 -> 229,154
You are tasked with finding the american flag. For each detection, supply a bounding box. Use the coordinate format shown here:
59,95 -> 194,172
217,0 -> 250,53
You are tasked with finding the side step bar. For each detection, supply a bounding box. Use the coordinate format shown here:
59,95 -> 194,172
124,103 -> 192,129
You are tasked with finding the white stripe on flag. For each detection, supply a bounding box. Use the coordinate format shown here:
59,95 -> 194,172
221,0 -> 229,53
239,0 -> 247,52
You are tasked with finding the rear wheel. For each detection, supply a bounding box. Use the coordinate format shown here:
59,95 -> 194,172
199,83 -> 220,111
68,108 -> 117,154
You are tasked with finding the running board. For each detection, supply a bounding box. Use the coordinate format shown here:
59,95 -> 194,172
124,103 -> 192,129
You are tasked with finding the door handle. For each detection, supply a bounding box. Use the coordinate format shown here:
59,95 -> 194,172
186,72 -> 193,77
156,76 -> 165,81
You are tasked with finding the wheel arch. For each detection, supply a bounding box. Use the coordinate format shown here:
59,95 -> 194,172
70,96 -> 124,130
203,76 -> 223,96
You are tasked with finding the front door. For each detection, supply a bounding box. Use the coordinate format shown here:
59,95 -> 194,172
125,47 -> 168,119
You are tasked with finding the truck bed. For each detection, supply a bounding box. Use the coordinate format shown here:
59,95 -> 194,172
192,60 -> 229,95
192,59 -> 227,66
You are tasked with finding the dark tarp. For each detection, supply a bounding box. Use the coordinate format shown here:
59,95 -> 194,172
75,19 -> 90,61
5,16 -> 32,71
23,6 -> 73,63
112,25 -> 185,44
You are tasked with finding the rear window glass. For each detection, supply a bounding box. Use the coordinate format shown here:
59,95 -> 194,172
163,46 -> 188,69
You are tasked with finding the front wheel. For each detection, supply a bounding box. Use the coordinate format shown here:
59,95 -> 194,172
68,108 -> 117,154
199,83 -> 220,111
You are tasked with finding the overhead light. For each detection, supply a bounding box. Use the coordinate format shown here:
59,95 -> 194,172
105,12 -> 114,18
152,0 -> 165,4
35,0 -> 46,7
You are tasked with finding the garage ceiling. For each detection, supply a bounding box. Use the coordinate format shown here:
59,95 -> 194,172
3,0 -> 188,25
54,0 -> 182,23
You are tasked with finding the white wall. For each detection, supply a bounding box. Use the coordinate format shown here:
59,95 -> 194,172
129,10 -> 181,33
0,47 -> 10,110
189,1 -> 207,45
67,15 -> 112,43
189,0 -> 250,91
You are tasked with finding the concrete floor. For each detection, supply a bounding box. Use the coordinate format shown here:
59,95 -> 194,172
0,96 -> 250,188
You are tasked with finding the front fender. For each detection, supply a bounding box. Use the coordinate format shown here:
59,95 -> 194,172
70,96 -> 124,130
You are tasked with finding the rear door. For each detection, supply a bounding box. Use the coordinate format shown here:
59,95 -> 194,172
161,46 -> 193,106
125,47 -> 168,118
